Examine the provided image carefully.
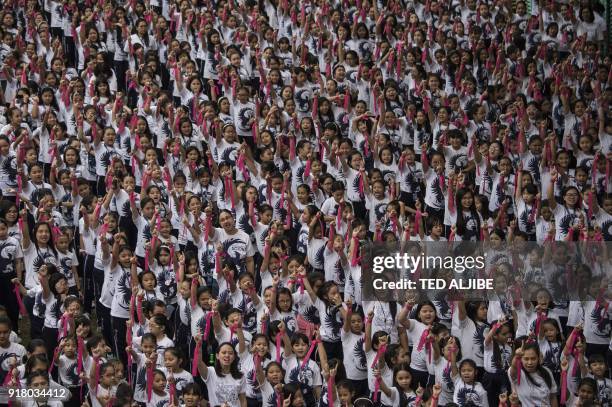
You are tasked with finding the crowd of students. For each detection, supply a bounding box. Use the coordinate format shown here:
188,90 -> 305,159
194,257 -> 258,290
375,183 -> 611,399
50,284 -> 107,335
0,0 -> 611,405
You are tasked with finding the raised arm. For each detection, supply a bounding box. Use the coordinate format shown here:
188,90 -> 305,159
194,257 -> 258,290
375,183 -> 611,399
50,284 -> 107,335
298,266 -> 317,303
20,209 -> 31,250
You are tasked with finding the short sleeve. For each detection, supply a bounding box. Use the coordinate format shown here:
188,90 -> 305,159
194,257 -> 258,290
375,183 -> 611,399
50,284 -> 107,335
71,252 -> 79,266
238,374 -> 247,394
13,242 -> 23,259
245,237 -> 255,257
202,366 -> 215,383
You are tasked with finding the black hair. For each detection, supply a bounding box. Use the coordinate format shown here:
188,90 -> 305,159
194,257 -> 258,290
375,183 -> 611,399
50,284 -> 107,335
282,382 -> 302,400
181,382 -> 203,397
85,334 -> 106,353
588,353 -> 607,366
27,339 -> 47,354
540,318 -> 563,342
383,344 -> 404,368
577,377 -> 598,401
439,336 -> 463,361
24,354 -> 49,377
520,343 -> 553,389
455,188 -> 481,240
0,316 -> 11,329
114,382 -> 134,401
214,342 -> 243,379
141,333 -> 157,346
414,301 -> 438,324
392,362 -> 413,404
26,370 -> 49,386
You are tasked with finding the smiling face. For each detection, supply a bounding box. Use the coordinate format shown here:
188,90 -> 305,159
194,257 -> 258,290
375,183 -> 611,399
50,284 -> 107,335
418,304 -> 436,324
217,344 -> 236,368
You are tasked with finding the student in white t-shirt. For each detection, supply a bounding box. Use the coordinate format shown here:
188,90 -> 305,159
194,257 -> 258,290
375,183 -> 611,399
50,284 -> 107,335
197,341 -> 246,407
340,299 -> 368,398
454,359 -> 489,407
508,342 -> 558,407
374,362 -> 419,407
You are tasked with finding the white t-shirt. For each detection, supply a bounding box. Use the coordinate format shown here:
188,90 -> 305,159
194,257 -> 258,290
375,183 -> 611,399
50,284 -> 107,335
282,354 -> 322,399
99,257 -> 114,309
42,294 -> 63,329
0,236 -> 23,277
57,354 -> 79,387
314,298 -> 342,343
211,228 -> 255,276
201,366 -> 246,407
0,341 -> 26,383
57,250 -> 78,288
453,377 -> 489,407
407,319 -> 430,372
110,264 -> 136,319
451,310 -> 486,367
23,244 -> 58,290
582,300 -> 612,345
508,366 -> 557,407
432,357 -> 457,406
340,330 -> 367,380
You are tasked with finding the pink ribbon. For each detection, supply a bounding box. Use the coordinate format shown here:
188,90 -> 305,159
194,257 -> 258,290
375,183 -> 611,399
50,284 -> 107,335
371,343 -> 387,368
203,312 -> 213,341
192,337 -> 202,376
285,201 -> 292,229
169,375 -> 176,405
571,349 -> 580,376
300,339 -> 319,370
224,176 -> 235,209
215,251 -> 222,275
92,358 -> 101,394
276,333 -> 282,362
276,389 -> 282,407
137,296 -> 144,325
327,375 -> 335,406
417,329 -> 429,352
48,345 -> 61,374
58,314 -> 69,340
252,354 -> 261,381
560,370 -> 567,404
77,337 -> 85,376
146,363 -> 153,401
373,377 -> 381,402
126,327 -> 132,385
13,283 -> 26,315
350,236 -> 360,266
358,172 -> 365,196
190,278 -> 198,308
